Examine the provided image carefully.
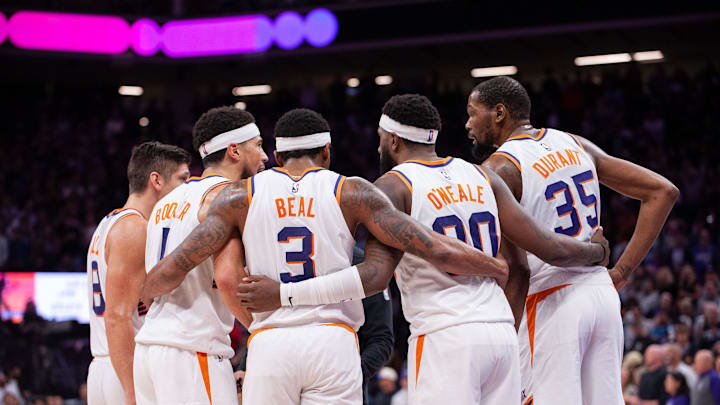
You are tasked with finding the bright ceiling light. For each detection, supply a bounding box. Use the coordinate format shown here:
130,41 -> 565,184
347,77 -> 360,88
118,85 -> 143,96
375,75 -> 392,86
632,50 -> 664,62
470,65 -> 518,78
574,53 -> 632,66
234,101 -> 247,110
232,85 -> 272,96
139,117 -> 149,127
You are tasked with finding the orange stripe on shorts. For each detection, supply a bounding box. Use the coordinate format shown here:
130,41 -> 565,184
196,352 -> 212,404
525,284 -> 571,367
415,334 -> 425,385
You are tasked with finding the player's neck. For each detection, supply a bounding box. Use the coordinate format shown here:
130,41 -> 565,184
400,148 -> 440,164
499,121 -> 535,145
123,192 -> 155,220
201,162 -> 237,181
281,156 -> 325,175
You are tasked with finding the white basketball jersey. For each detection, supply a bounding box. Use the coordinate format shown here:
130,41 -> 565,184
135,175 -> 235,358
242,167 -> 362,333
494,128 -> 610,294
390,157 -> 514,339
87,208 -> 146,358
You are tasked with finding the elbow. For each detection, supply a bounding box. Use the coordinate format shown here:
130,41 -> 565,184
215,271 -> 238,295
664,182 -> 680,203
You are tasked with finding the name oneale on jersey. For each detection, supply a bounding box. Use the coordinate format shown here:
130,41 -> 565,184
389,157 -> 514,339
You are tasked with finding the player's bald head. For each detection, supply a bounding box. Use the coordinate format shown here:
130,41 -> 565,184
470,76 -> 531,121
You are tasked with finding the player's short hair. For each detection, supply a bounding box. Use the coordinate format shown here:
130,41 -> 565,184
381,94 -> 442,140
471,76 -> 531,121
192,106 -> 256,167
274,108 -> 330,161
127,141 -> 191,194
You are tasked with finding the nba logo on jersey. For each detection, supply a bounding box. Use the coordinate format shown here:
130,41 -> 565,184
427,130 -> 435,142
439,169 -> 452,181
540,142 -> 552,151
291,183 -> 300,193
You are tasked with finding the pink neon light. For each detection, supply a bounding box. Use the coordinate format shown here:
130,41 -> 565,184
0,12 -> 7,45
131,18 -> 161,56
8,11 -> 130,54
161,15 -> 273,57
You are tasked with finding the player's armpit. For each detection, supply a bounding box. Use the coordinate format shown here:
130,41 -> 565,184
339,176 -> 508,281
213,230 -> 253,329
104,213 -> 147,403
141,180 -> 249,303
578,136 -> 678,288
499,237 -> 529,331
485,168 -> 609,268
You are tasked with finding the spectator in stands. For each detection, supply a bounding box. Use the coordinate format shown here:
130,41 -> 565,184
371,367 -> 397,405
665,371 -> 691,405
691,350 -> 720,405
0,371 -> 22,405
2,392 -> 21,405
391,370 -> 407,405
695,303 -> 720,350
666,343 -> 698,389
638,344 -> 669,404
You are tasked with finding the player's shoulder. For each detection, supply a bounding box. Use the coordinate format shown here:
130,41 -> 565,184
106,210 -> 147,245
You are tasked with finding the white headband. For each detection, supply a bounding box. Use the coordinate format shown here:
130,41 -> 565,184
275,132 -> 331,152
198,122 -> 261,158
378,114 -> 438,144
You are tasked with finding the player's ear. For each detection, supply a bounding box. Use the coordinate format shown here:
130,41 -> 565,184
391,133 -> 401,152
273,151 -> 284,166
148,171 -> 163,192
494,104 -> 507,124
321,143 -> 332,166
226,143 -> 242,162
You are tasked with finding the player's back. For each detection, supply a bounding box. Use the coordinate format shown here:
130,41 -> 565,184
87,208 -> 146,358
390,157 -> 514,339
495,128 -> 609,294
136,175 -> 235,358
243,167 -> 362,333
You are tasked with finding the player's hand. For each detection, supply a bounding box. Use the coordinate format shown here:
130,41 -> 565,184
590,227 -> 610,267
608,268 -> 628,291
237,275 -> 281,312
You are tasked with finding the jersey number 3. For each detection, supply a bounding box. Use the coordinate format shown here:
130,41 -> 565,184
278,226 -> 315,283
544,170 -> 598,236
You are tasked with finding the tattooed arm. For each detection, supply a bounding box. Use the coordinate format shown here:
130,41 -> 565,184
342,176 -> 508,283
484,168 -> 609,268
140,180 -> 249,303
236,175 -> 506,313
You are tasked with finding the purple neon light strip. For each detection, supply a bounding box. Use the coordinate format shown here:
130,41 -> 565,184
2,9 -> 337,57
8,11 -> 130,54
0,12 -> 7,44
161,15 -> 273,57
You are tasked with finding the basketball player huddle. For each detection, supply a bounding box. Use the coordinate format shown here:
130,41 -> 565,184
86,77 -> 679,405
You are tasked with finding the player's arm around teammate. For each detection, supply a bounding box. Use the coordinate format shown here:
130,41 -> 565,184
236,165 -> 609,313
146,163 -> 510,308
104,215 -> 147,405
575,136 -> 678,290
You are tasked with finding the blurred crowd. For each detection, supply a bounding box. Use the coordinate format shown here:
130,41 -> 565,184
1,62 -> 719,403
